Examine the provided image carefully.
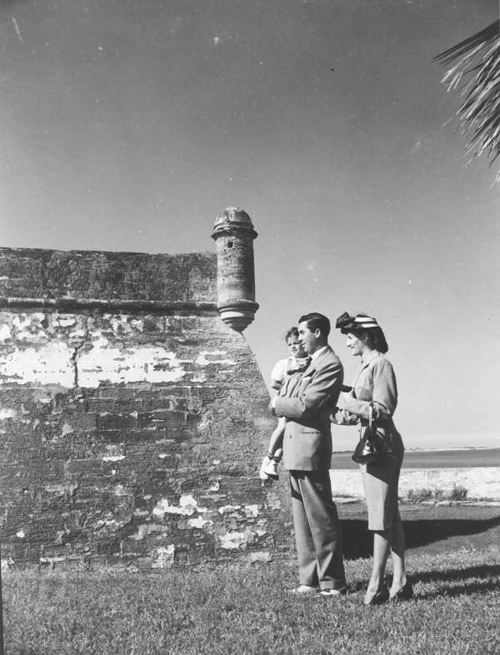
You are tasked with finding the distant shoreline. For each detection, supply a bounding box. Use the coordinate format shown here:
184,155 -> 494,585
333,446 -> 500,454
332,447 -> 500,470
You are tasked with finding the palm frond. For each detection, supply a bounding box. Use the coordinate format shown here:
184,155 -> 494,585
435,20 -> 500,182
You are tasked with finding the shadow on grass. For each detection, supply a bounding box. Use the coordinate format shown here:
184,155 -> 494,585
416,564 -> 500,584
415,564 -> 500,599
342,515 -> 500,559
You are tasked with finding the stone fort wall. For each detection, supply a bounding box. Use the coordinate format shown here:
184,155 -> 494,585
0,211 -> 291,570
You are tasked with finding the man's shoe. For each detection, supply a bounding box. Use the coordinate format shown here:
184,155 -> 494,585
289,585 -> 318,595
318,585 -> 347,597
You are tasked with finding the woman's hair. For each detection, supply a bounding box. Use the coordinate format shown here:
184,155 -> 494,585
335,311 -> 389,353
285,327 -> 299,343
346,326 -> 389,354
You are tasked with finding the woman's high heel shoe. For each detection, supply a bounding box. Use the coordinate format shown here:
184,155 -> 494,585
390,581 -> 413,602
364,586 -> 390,606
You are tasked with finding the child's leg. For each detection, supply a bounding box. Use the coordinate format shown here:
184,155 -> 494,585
267,417 -> 286,458
260,418 -> 286,481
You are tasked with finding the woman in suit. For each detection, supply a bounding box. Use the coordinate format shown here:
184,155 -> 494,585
333,312 -> 413,605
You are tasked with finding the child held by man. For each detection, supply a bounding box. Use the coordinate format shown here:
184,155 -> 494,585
259,327 -> 311,481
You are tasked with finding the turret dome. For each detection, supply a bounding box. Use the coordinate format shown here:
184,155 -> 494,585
213,207 -> 257,235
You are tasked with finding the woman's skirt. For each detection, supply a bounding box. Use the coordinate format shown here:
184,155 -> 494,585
360,451 -> 404,531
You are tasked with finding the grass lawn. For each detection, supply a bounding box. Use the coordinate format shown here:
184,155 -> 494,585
3,503 -> 500,655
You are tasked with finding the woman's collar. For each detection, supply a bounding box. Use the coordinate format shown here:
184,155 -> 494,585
361,349 -> 380,366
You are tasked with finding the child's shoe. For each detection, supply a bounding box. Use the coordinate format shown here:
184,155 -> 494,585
259,456 -> 272,481
262,455 -> 279,480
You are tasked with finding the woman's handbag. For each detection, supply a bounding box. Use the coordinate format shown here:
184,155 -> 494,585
352,403 -> 382,464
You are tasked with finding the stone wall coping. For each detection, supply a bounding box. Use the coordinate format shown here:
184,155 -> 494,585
0,247 -> 217,304
0,297 -> 218,314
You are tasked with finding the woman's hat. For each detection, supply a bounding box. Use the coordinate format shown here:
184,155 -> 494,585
335,311 -> 379,331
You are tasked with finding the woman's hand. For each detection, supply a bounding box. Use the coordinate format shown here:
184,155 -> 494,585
331,407 -> 359,425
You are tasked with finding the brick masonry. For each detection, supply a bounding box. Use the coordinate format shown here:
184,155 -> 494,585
0,247 -> 292,570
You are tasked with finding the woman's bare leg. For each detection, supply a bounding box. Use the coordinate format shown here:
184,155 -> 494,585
366,529 -> 391,599
389,521 -> 407,595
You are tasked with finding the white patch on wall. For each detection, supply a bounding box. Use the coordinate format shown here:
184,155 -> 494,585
152,494 -> 207,518
0,408 -> 16,420
265,493 -> 283,510
218,505 -> 241,514
45,483 -> 78,495
11,312 -> 50,344
52,316 -> 77,328
78,338 -> 186,387
0,342 -> 74,386
130,319 -> 144,331
110,317 -> 133,334
152,495 -> 195,518
246,551 -> 273,564
196,350 -> 236,366
102,444 -> 126,462
188,516 -> 213,529
219,528 -> 256,550
218,504 -> 260,518
12,313 -> 49,343
114,485 -> 129,497
102,455 -> 125,462
59,423 -> 74,438
1,558 -> 14,572
0,324 -> 12,342
129,524 -> 169,541
39,556 -> 65,565
152,544 -> 175,568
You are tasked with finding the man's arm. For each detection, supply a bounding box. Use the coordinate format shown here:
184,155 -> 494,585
274,357 -> 344,421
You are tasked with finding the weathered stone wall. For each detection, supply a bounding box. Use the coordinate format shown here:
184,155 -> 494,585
0,247 -> 290,569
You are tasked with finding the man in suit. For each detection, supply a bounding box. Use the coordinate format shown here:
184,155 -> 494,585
272,312 -> 346,596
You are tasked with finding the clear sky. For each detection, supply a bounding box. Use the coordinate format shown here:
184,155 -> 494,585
1,0 -> 498,450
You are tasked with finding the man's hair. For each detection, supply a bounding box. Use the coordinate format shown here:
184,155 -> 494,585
284,327 -> 299,343
298,312 -> 331,337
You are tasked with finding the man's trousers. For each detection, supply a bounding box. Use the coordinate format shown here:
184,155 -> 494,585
289,469 -> 346,590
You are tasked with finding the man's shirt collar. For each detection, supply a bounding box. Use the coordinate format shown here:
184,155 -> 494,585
310,345 -> 328,361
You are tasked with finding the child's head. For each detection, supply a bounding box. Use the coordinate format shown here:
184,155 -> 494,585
285,327 -> 306,359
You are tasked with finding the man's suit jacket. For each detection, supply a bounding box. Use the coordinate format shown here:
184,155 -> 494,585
274,346 -> 344,471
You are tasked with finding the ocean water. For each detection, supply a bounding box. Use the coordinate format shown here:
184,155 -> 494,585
332,448 -> 500,470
